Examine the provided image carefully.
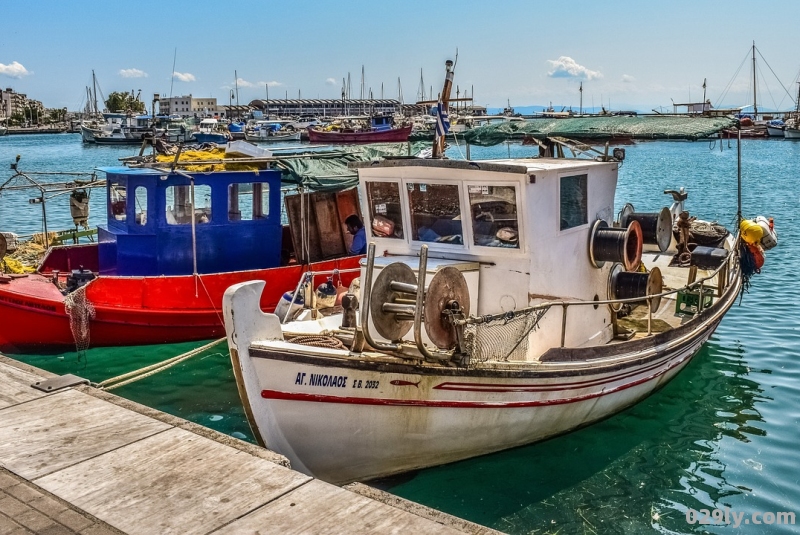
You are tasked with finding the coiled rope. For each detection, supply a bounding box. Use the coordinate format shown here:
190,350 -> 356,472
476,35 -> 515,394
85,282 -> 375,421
97,337 -> 226,391
286,335 -> 345,349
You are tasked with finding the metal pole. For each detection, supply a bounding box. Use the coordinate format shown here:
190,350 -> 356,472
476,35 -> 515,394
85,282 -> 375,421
40,189 -> 49,248
737,127 -> 742,222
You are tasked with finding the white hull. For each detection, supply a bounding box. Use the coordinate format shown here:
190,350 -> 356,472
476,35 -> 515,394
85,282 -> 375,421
784,127 -> 800,139
225,269 -> 740,485
766,125 -> 785,137
244,131 -> 302,142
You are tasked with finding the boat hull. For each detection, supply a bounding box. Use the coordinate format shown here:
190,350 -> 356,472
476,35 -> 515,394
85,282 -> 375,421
784,128 -> 800,139
244,131 -> 302,142
0,256 -> 362,352
224,268 -> 741,485
307,125 -> 412,144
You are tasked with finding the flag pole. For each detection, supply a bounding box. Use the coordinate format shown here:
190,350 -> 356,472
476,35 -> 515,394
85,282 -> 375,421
432,59 -> 455,159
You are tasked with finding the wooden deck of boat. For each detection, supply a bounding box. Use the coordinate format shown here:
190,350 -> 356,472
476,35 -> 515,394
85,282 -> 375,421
0,355 -> 498,535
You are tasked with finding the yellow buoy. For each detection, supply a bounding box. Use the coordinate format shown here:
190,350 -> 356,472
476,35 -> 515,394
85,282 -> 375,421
740,219 -> 763,245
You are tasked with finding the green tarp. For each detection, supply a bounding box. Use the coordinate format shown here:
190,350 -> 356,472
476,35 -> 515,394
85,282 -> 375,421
460,116 -> 738,146
275,142 -> 430,192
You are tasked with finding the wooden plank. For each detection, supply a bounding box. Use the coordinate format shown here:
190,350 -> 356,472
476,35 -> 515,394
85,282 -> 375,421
285,192 -> 322,263
35,427 -> 311,535
336,188 -> 361,254
0,362 -> 49,408
0,389 -> 170,479
314,193 -> 346,258
215,478 -> 464,534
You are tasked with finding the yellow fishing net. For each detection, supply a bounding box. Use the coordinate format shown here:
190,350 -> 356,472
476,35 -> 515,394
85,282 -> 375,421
154,148 -> 265,172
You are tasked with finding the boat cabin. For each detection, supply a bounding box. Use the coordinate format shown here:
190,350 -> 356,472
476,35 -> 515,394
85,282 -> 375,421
352,157 -> 620,356
97,167 -> 283,276
370,114 -> 395,132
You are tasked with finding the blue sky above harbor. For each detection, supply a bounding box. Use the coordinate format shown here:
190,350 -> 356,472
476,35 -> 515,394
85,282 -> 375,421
3,0 -> 800,114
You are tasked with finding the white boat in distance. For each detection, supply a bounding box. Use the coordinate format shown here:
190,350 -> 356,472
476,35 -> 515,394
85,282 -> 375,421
223,64 -> 770,486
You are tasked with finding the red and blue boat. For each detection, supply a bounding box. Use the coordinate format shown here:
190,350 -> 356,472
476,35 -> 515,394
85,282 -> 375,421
0,166 -> 361,352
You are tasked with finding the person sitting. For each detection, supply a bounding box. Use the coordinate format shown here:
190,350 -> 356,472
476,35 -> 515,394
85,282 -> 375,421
345,214 -> 366,255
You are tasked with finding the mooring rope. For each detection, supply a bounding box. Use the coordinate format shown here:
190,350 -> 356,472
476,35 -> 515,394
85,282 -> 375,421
97,337 -> 226,391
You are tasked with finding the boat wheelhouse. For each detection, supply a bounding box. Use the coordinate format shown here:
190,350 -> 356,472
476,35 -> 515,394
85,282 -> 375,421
99,167 -> 282,276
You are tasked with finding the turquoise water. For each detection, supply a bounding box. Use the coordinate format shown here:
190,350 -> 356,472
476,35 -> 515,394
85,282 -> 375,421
2,134 -> 799,534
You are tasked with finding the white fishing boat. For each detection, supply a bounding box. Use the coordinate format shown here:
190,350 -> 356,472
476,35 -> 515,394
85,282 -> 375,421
222,61 -> 775,486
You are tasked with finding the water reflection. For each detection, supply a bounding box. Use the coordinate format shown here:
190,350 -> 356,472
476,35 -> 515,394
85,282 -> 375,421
377,337 -> 766,534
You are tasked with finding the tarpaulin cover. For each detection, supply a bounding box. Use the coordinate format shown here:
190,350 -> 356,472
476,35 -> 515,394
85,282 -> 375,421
460,116 -> 738,146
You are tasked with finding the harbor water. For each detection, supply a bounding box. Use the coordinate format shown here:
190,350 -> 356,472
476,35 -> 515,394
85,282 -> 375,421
2,133 -> 799,534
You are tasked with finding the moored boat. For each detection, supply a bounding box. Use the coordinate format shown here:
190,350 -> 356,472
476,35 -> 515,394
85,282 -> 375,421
191,118 -> 232,144
0,165 -> 362,352
308,114 -> 411,143
222,61 -> 775,485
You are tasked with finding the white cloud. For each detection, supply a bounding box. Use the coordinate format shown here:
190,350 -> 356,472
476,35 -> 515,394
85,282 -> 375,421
325,78 -> 337,86
172,71 -> 196,82
235,77 -> 255,88
119,68 -> 148,78
622,74 -> 635,83
546,57 -> 602,80
257,80 -> 283,87
0,61 -> 31,78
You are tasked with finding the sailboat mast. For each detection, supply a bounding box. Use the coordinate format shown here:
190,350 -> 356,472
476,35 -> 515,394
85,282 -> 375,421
752,41 -> 758,119
92,70 -> 98,115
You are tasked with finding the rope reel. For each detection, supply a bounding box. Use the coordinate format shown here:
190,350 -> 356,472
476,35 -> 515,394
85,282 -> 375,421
370,261 -> 470,349
619,206 -> 672,252
589,219 -> 643,271
608,263 -> 663,312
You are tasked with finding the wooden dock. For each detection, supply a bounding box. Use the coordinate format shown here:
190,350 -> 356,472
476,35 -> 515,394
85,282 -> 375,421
0,355 -> 498,535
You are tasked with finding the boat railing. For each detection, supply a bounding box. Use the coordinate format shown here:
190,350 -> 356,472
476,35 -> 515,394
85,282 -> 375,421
453,240 -> 740,349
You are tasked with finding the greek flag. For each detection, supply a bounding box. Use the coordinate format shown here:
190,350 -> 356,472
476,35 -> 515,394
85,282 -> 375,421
435,100 -> 450,138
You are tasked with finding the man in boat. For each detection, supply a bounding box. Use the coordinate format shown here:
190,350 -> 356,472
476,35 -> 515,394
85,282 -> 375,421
345,214 -> 366,255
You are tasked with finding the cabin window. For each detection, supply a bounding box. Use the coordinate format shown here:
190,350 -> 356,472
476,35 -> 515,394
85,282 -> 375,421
560,174 -> 588,230
109,183 -> 127,222
228,182 -> 270,221
468,185 -> 519,248
165,184 -> 212,225
407,182 -> 462,245
134,186 -> 147,225
366,181 -> 403,239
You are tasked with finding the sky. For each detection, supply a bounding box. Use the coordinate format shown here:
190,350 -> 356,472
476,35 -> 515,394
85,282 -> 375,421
3,0 -> 800,114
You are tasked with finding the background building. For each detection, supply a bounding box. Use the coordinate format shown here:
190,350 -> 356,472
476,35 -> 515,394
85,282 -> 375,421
159,95 -> 221,118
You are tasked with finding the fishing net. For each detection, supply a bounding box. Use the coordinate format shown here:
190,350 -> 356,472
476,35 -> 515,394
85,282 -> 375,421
462,307 -> 549,366
64,286 -> 95,352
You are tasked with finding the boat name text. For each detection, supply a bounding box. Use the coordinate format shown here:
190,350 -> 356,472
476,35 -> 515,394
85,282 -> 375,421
294,372 -> 379,389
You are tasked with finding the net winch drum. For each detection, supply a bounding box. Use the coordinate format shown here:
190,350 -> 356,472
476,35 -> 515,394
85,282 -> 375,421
589,219 -> 643,271
424,266 -> 470,350
619,207 -> 672,252
608,264 -> 663,313
689,245 -> 728,270
371,262 -> 418,341
370,262 -> 471,349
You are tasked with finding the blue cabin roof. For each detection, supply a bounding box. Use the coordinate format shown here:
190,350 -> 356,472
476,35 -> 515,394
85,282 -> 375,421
96,167 -> 283,276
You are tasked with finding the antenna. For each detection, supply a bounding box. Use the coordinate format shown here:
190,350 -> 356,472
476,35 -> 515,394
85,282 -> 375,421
169,48 -> 177,100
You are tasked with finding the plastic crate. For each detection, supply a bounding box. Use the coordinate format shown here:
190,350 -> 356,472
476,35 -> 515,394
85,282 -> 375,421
675,287 -> 714,315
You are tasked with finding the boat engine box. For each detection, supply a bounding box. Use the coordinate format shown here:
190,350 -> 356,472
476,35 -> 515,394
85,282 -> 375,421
675,287 -> 714,315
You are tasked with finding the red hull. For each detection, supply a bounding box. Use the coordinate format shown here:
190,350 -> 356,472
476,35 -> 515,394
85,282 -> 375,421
307,125 -> 412,143
0,256 -> 362,352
